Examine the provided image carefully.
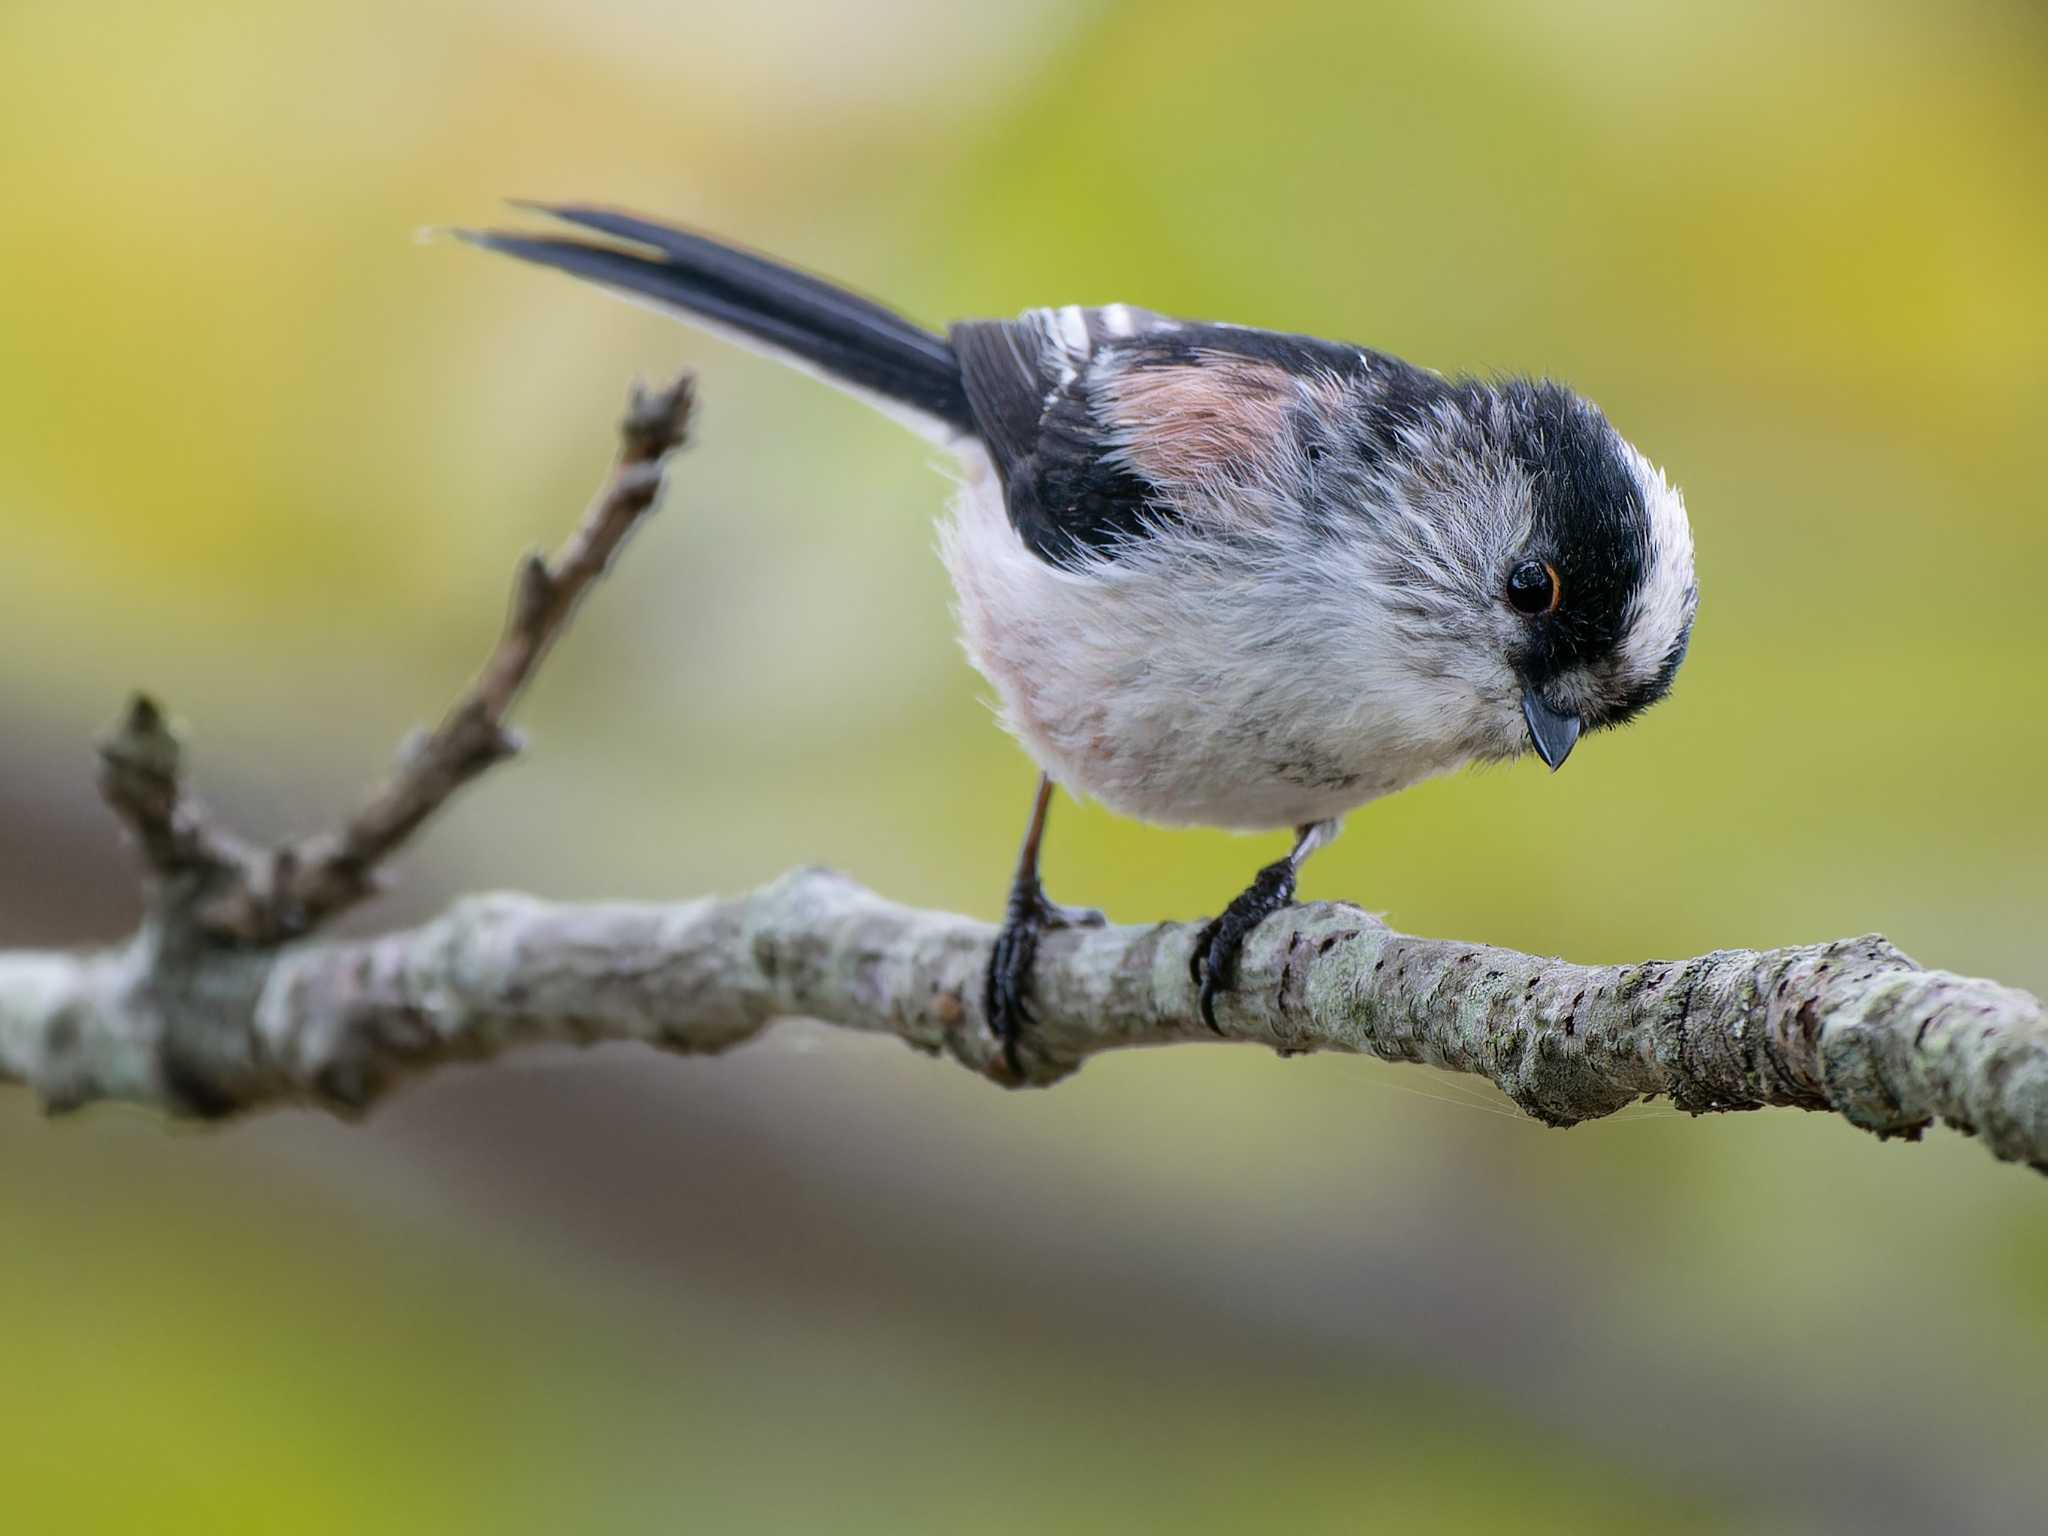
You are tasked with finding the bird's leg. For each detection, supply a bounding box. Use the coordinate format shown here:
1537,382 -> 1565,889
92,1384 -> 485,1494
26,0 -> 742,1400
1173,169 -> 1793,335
984,773 -> 1106,1071
1190,819 -> 1341,1033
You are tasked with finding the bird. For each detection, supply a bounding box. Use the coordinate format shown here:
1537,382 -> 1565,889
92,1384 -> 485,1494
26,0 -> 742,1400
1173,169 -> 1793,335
458,205 -> 1698,1065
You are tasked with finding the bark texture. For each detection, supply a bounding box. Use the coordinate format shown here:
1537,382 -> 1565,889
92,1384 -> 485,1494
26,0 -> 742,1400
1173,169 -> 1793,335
2,873 -> 2043,1173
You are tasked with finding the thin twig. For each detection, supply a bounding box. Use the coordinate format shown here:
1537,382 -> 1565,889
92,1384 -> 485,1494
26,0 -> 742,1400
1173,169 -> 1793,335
96,695 -> 241,882
95,376 -> 695,946
280,374 -> 694,931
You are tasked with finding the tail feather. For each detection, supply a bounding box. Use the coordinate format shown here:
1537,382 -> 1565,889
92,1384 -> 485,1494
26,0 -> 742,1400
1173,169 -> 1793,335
460,206 -> 975,438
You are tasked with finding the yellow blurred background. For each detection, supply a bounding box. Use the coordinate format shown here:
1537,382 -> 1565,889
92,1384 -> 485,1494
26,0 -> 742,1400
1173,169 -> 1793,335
3,0 -> 2045,1530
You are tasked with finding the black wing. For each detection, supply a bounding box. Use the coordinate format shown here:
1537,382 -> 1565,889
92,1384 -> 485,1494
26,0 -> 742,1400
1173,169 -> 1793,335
951,309 -> 1381,568
950,307 -> 1174,567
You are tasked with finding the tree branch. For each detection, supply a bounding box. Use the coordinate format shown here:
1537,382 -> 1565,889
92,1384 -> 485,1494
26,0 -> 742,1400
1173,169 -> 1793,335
4,374 -> 2043,1176
3,875 -> 2044,1169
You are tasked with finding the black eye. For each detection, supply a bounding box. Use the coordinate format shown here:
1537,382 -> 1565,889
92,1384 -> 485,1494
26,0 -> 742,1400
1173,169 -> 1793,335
1506,558 -> 1561,617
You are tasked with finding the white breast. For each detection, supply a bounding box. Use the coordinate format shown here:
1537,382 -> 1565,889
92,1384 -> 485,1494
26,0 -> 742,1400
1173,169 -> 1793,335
936,445 -> 1501,831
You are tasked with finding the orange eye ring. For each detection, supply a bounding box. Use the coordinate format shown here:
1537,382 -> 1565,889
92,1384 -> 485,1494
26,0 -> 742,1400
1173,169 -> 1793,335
1506,558 -> 1561,617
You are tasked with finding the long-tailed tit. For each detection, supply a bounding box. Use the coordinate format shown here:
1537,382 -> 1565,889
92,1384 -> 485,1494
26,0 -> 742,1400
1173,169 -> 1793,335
462,206 -> 1698,1058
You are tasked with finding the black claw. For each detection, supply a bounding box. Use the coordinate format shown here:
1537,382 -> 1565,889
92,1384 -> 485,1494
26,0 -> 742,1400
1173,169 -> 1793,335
985,911 -> 1040,1074
1190,857 -> 1300,1033
985,877 -> 1095,1074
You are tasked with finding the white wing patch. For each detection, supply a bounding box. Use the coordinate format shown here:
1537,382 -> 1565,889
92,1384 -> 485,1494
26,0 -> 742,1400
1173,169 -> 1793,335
1099,303 -> 1137,338
1053,304 -> 1090,359
1018,302 -> 1184,411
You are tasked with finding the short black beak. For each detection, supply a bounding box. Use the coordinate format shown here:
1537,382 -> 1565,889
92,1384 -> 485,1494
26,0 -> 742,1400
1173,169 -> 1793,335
1522,692 -> 1582,772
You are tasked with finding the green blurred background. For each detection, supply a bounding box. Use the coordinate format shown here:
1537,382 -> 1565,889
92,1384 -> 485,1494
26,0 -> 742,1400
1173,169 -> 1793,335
3,0 -> 2045,1530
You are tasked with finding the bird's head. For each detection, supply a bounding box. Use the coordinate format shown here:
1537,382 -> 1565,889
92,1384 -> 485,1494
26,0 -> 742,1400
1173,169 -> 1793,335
1333,375 -> 1697,769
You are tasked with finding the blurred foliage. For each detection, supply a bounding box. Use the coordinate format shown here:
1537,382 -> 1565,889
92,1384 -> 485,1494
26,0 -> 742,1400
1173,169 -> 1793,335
1,0 -> 2045,1530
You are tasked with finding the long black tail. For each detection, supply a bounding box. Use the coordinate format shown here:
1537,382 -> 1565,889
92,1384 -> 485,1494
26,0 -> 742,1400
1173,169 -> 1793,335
460,204 -> 975,437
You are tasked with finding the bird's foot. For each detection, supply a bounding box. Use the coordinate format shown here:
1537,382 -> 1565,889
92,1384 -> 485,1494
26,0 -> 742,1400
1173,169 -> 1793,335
985,878 -> 1106,1073
1190,856 -> 1299,1033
